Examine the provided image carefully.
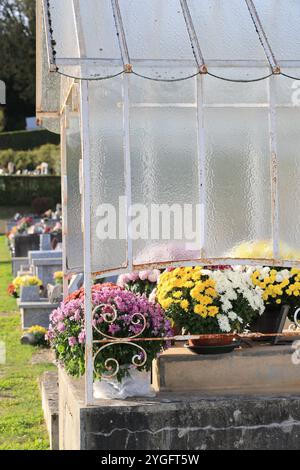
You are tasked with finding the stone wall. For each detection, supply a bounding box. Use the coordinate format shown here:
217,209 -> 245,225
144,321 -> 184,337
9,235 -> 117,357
58,368 -> 300,450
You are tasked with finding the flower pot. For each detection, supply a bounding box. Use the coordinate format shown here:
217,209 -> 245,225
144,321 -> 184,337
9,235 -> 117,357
249,304 -> 290,342
189,334 -> 237,348
187,334 -> 240,355
93,367 -> 155,400
20,285 -> 40,302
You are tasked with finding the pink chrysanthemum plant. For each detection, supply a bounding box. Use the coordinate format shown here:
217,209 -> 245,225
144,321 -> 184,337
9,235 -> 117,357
47,284 -> 172,383
117,270 -> 161,298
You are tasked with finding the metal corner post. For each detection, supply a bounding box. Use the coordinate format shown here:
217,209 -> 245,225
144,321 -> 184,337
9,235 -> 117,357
196,74 -> 206,257
79,80 -> 94,405
267,75 -> 280,259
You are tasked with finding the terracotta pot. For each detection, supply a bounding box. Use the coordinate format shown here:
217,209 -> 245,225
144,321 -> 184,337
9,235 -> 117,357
188,334 -> 237,348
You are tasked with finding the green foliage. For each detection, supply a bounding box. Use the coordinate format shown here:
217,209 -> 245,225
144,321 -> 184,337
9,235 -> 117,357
0,176 -> 61,207
0,0 -> 36,130
0,130 -> 60,151
0,144 -> 61,174
0,236 -> 53,450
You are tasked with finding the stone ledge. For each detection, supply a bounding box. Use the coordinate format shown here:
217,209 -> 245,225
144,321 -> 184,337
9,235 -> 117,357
59,364 -> 300,450
153,345 -> 300,394
40,371 -> 59,450
20,302 -> 58,329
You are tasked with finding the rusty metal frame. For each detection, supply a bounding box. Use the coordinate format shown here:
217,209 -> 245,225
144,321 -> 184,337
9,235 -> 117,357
41,0 -> 57,72
245,0 -> 280,74
180,0 -> 207,74
111,0 -> 132,72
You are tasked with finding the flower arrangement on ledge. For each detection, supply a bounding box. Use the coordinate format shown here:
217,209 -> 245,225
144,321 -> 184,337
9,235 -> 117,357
8,275 -> 42,298
47,284 -> 172,382
156,267 -> 265,336
117,270 -> 161,297
53,271 -> 63,285
248,267 -> 300,308
21,326 -> 48,347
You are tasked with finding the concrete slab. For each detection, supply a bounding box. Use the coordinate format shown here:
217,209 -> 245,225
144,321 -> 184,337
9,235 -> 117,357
40,371 -> 59,450
20,301 -> 58,329
58,348 -> 300,450
153,345 -> 300,394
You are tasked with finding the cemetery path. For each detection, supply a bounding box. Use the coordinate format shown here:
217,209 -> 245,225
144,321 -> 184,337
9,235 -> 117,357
0,235 -> 54,450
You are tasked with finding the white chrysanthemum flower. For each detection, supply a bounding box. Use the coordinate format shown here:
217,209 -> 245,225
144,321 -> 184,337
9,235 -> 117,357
228,311 -> 238,321
217,314 -> 231,333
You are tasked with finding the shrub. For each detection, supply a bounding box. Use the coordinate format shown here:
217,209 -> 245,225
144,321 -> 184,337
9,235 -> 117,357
0,144 -> 60,175
0,176 -> 61,207
0,129 -> 60,151
31,197 -> 55,215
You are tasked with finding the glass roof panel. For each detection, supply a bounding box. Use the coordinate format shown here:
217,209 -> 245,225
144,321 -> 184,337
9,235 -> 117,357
76,0 -> 121,60
187,0 -> 267,62
253,0 -> 300,62
118,0 -> 195,62
48,0 -> 79,59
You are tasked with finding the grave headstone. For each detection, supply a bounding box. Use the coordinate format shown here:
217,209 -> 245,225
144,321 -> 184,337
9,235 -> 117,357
14,234 -> 40,257
48,284 -> 63,304
68,274 -> 84,294
40,234 -> 52,251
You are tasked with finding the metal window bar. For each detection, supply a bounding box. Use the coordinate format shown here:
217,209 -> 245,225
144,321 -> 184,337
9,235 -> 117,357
111,0 -> 132,72
123,75 -> 133,272
180,0 -> 207,74
72,0 -> 87,58
268,76 -> 280,259
196,75 -> 206,257
79,80 -> 94,405
245,0 -> 280,74
42,0 -> 57,72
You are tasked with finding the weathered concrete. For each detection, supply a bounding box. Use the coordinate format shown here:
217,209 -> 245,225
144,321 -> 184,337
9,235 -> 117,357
40,371 -> 59,450
59,360 -> 300,450
153,345 -> 300,394
20,301 -> 58,329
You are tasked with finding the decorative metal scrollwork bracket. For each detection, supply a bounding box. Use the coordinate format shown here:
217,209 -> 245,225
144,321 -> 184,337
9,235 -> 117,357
92,304 -> 148,379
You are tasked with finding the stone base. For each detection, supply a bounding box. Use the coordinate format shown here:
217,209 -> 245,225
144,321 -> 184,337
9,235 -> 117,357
12,257 -> 28,277
20,301 -> 58,329
153,345 -> 300,394
40,371 -> 59,450
59,366 -> 300,450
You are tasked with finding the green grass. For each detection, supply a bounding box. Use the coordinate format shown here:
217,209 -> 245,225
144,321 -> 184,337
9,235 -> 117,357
0,235 -> 54,450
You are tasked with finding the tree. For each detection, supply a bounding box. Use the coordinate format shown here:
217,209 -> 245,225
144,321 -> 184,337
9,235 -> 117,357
0,0 -> 36,131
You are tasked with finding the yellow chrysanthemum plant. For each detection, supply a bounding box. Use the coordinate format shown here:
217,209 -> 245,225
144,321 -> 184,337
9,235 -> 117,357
54,271 -> 64,285
11,275 -> 42,297
157,267 -> 264,335
249,266 -> 300,309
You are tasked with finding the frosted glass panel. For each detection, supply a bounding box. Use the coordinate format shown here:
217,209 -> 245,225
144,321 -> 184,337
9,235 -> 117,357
130,78 -> 200,265
277,108 -> 300,258
204,68 -> 269,104
119,0 -> 195,61
48,0 -> 79,59
77,0 -> 120,60
130,70 -> 196,104
88,79 -> 127,273
65,115 -> 83,272
187,0 -> 267,62
119,0 -> 197,79
205,108 -> 271,258
253,0 -> 300,61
